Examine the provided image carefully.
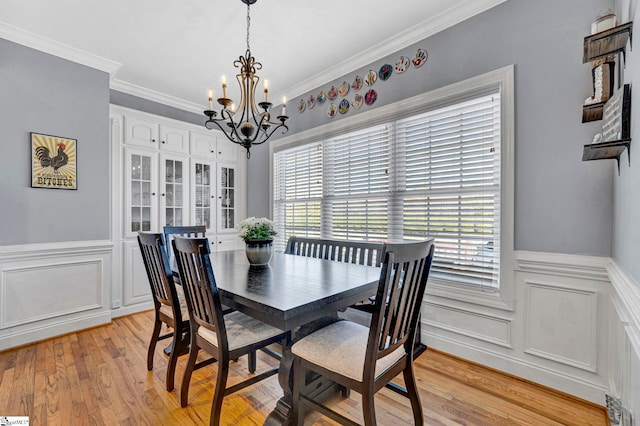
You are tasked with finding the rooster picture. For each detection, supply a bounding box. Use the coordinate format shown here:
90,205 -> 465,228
35,142 -> 69,171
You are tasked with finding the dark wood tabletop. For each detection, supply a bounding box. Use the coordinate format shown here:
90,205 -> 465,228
210,250 -> 381,331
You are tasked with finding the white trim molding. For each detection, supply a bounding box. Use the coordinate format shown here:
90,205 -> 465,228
0,22 -> 121,77
277,0 -> 508,102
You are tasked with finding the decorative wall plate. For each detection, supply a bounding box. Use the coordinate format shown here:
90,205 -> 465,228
352,93 -> 363,110
364,70 -> 377,86
298,98 -> 306,113
316,90 -> 326,104
364,89 -> 377,106
378,64 -> 393,81
338,81 -> 350,97
338,99 -> 350,114
327,86 -> 338,100
394,56 -> 410,73
307,94 -> 316,109
412,48 -> 428,68
327,103 -> 338,118
351,75 -> 363,91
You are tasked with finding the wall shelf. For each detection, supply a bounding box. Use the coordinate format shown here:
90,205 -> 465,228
583,22 -> 633,64
582,139 -> 631,174
582,102 -> 605,122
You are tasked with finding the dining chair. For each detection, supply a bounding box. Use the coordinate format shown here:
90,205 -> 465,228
163,225 -> 207,277
291,239 -> 435,426
172,236 -> 289,425
137,232 -> 191,392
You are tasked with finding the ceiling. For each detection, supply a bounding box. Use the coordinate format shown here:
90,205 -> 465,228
0,0 -> 506,113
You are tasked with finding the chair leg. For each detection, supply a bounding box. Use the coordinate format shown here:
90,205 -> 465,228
209,357 -> 229,426
166,328 -> 188,392
402,363 -> 424,426
148,316 -> 162,371
248,350 -> 257,373
362,391 -> 377,426
292,357 -> 305,426
180,345 -> 200,408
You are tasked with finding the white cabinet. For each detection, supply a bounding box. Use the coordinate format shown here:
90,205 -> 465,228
112,106 -> 246,314
125,116 -> 189,153
190,129 -> 238,162
191,160 -> 239,234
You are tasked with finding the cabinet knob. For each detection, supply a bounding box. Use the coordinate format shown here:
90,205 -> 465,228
162,140 -> 166,144
152,192 -> 156,196
151,139 -> 156,143
218,151 -> 222,155
161,193 -> 165,196
211,150 -> 215,153
219,196 -> 222,199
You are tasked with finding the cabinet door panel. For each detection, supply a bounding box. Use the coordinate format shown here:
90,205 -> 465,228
125,116 -> 158,147
160,154 -> 188,227
124,148 -> 158,238
190,130 -> 216,158
160,124 -> 189,153
217,163 -> 237,233
191,159 -> 215,231
216,137 -> 238,162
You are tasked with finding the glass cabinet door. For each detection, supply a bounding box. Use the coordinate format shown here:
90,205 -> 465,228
161,155 -> 187,227
218,164 -> 236,232
126,148 -> 157,237
193,160 -> 214,230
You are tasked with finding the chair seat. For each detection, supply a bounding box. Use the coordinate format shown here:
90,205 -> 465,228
292,320 -> 405,382
198,311 -> 284,351
159,284 -> 189,320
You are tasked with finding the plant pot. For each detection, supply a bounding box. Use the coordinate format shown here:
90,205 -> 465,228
244,239 -> 274,266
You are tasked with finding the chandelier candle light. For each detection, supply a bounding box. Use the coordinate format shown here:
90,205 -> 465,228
204,0 -> 289,159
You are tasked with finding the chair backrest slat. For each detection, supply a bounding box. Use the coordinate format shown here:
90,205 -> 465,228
164,225 -> 207,266
137,232 -> 181,319
284,236 -> 385,267
172,236 -> 228,351
365,240 -> 435,371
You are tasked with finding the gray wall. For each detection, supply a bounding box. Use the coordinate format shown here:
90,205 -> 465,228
110,90 -> 203,125
0,39 -> 110,245
612,0 -> 639,283
248,0 -> 615,257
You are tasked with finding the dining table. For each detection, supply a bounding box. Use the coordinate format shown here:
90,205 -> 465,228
209,249 -> 382,425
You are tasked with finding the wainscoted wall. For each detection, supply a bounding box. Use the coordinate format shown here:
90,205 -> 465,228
423,250 -> 620,405
0,240 -> 112,351
607,263 -> 640,421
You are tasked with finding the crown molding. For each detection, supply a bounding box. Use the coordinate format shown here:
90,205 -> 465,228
0,21 -> 121,76
273,0 -> 508,102
110,79 -> 204,114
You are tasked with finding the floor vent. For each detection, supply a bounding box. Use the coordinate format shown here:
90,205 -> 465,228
606,394 -> 633,426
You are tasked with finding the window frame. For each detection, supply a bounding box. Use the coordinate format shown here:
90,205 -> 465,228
270,65 -> 515,311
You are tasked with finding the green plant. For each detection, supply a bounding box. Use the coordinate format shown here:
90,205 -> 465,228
236,217 -> 277,241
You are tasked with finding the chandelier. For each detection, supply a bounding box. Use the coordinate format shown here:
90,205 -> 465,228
204,0 -> 289,158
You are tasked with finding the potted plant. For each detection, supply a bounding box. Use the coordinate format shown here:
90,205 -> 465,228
236,217 -> 277,266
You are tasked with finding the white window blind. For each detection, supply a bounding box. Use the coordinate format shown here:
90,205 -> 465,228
397,94 -> 501,287
273,143 -> 323,251
273,91 -> 501,288
325,125 -> 391,241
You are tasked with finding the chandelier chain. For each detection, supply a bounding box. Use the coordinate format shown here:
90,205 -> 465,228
246,1 -> 251,52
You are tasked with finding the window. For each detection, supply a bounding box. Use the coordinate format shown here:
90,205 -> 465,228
272,67 -> 513,295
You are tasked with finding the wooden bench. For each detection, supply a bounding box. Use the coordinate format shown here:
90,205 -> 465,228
284,236 -> 385,267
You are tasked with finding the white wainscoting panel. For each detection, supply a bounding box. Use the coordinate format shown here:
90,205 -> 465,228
422,250 -> 611,405
607,262 -> 640,421
0,240 -> 112,351
423,301 -> 512,348
2,260 -> 102,328
523,281 -> 598,372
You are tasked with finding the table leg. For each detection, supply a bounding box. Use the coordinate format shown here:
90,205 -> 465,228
264,316 -> 342,426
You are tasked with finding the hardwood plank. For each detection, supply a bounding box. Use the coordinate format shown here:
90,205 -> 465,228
0,311 -> 607,426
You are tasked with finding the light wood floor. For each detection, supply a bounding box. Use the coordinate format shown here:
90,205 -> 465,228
0,311 -> 607,425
